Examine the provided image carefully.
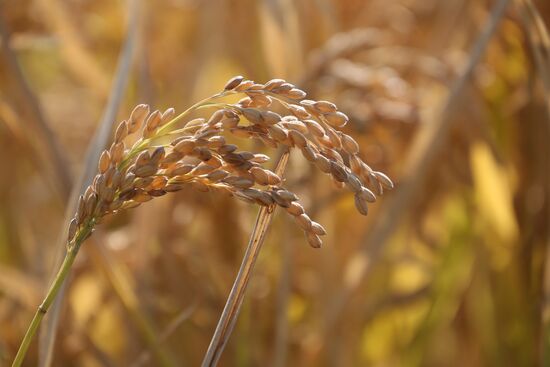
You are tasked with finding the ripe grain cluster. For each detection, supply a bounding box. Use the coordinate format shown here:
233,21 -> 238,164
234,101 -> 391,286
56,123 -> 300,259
68,76 -> 393,249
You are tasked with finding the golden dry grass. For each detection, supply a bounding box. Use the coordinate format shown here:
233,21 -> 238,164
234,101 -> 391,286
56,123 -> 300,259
1,0 -> 550,366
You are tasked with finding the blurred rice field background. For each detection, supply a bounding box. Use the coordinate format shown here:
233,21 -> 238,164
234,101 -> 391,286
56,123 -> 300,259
1,0 -> 550,366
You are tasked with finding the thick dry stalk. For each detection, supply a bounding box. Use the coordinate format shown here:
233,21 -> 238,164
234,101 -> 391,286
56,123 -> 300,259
201,150 -> 290,367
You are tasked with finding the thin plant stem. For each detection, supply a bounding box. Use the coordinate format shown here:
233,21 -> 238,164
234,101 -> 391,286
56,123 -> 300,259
38,1 -> 140,364
201,150 -> 290,367
11,221 -> 95,367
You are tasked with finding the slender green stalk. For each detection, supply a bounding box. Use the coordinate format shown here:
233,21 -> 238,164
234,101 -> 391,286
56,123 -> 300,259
12,221 -> 94,367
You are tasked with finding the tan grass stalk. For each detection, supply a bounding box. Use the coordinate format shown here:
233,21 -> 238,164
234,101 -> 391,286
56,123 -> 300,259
201,150 -> 289,367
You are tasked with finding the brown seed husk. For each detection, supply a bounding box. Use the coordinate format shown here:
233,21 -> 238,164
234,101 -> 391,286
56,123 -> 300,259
119,188 -> 136,201
174,139 -> 196,154
135,151 -> 150,167
289,130 -> 307,148
358,187 -> 377,203
145,110 -> 162,133
99,151 -> 111,173
208,110 -> 226,125
341,134 -> 360,154
234,80 -> 254,91
161,108 -> 175,125
150,147 -> 165,164
286,201 -> 305,216
288,105 -> 310,119
285,88 -> 307,99
134,165 -> 157,178
314,100 -> 337,113
260,111 -> 281,125
224,75 -> 244,90
218,144 -> 238,154
310,222 -> 327,236
68,218 -> 78,241
324,111 -> 349,127
170,164 -> 194,176
242,108 -> 262,124
295,214 -> 312,231
315,155 -> 332,173
251,154 -> 270,163
164,184 -> 184,192
272,83 -> 293,93
110,142 -> 125,164
268,125 -> 288,141
129,104 -> 150,133
354,194 -> 369,216
115,121 -> 128,143
330,162 -> 348,182
133,191 -> 153,203
266,171 -> 281,185
301,145 -> 317,162
276,190 -> 298,202
150,176 -> 167,189
374,171 -> 394,189
207,170 -> 229,182
306,232 -> 322,248
250,167 -> 269,185
162,151 -> 184,164
193,163 -> 215,175
271,191 -> 291,207
304,119 -> 325,137
134,177 -> 154,188
346,174 -> 363,193
264,78 -> 286,90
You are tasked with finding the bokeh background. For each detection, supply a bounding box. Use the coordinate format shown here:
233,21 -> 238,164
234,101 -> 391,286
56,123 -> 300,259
1,0 -> 550,366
